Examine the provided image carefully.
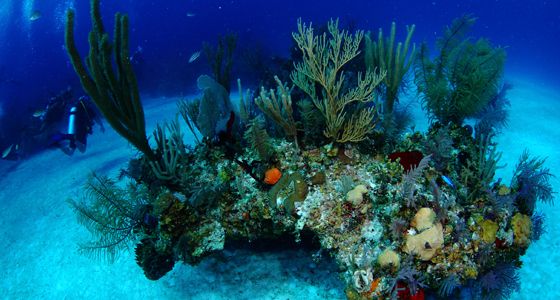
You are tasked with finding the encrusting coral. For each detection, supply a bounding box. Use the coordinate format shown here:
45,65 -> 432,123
67,3 -> 551,299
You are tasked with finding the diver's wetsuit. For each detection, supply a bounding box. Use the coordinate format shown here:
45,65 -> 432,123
51,97 -> 100,155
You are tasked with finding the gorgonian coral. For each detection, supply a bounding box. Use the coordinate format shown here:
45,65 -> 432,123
511,150 -> 554,215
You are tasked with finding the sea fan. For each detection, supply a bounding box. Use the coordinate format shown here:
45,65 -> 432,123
401,154 -> 432,207
531,211 -> 546,241
487,188 -> 515,212
423,126 -> 453,171
479,263 -> 520,300
475,82 -> 512,136
244,116 -> 273,162
389,262 -> 427,296
390,217 -> 408,240
438,273 -> 461,297
511,150 -> 555,215
68,173 -> 150,262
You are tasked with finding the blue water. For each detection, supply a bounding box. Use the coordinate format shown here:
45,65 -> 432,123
0,0 -> 559,299
1,1 -> 558,143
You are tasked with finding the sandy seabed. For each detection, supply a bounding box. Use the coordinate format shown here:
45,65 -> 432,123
0,77 -> 558,299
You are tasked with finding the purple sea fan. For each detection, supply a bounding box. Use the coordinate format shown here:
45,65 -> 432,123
475,82 -> 512,136
438,273 -> 461,297
401,154 -> 432,207
389,263 -> 427,296
511,150 -> 554,215
479,263 -> 520,299
531,211 -> 546,241
390,217 -> 408,240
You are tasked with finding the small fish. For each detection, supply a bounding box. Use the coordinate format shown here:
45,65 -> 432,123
30,10 -> 41,21
186,12 -> 196,17
188,51 -> 201,63
2,144 -> 13,159
33,109 -> 45,118
441,175 -> 455,189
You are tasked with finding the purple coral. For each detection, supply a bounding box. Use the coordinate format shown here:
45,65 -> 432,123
511,150 -> 554,215
438,273 -> 461,297
531,211 -> 546,241
479,263 -> 520,299
389,262 -> 427,296
390,217 -> 408,240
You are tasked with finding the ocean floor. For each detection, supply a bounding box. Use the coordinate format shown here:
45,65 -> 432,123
0,77 -> 558,299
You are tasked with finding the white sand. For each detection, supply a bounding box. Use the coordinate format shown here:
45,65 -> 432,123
0,78 -> 558,299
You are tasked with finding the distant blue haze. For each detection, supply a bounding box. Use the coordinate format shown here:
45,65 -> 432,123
0,0 -> 558,148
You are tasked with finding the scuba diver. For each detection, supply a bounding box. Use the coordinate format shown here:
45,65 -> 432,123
50,96 -> 104,156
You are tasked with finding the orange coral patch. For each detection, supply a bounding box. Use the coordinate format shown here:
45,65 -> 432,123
264,168 -> 282,185
364,277 -> 381,297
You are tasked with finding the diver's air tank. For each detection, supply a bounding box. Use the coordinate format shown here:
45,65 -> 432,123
68,106 -> 77,135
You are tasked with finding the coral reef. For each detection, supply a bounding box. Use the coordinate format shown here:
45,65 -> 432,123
68,5 -> 552,299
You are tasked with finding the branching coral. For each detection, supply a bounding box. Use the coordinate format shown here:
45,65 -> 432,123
478,263 -> 520,299
255,76 -> 299,147
148,117 -> 185,183
68,174 -> 150,262
365,22 -> 416,126
65,0 -> 156,160
461,133 -> 504,203
511,150 -> 555,215
400,154 -> 431,207
202,33 -> 237,93
291,19 -> 385,143
244,116 -> 273,162
475,82 -> 512,136
415,15 -> 506,125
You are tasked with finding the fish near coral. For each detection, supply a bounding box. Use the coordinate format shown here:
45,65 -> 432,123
264,167 -> 282,185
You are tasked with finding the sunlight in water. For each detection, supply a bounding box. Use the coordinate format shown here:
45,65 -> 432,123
55,0 -> 75,31
21,0 -> 34,38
